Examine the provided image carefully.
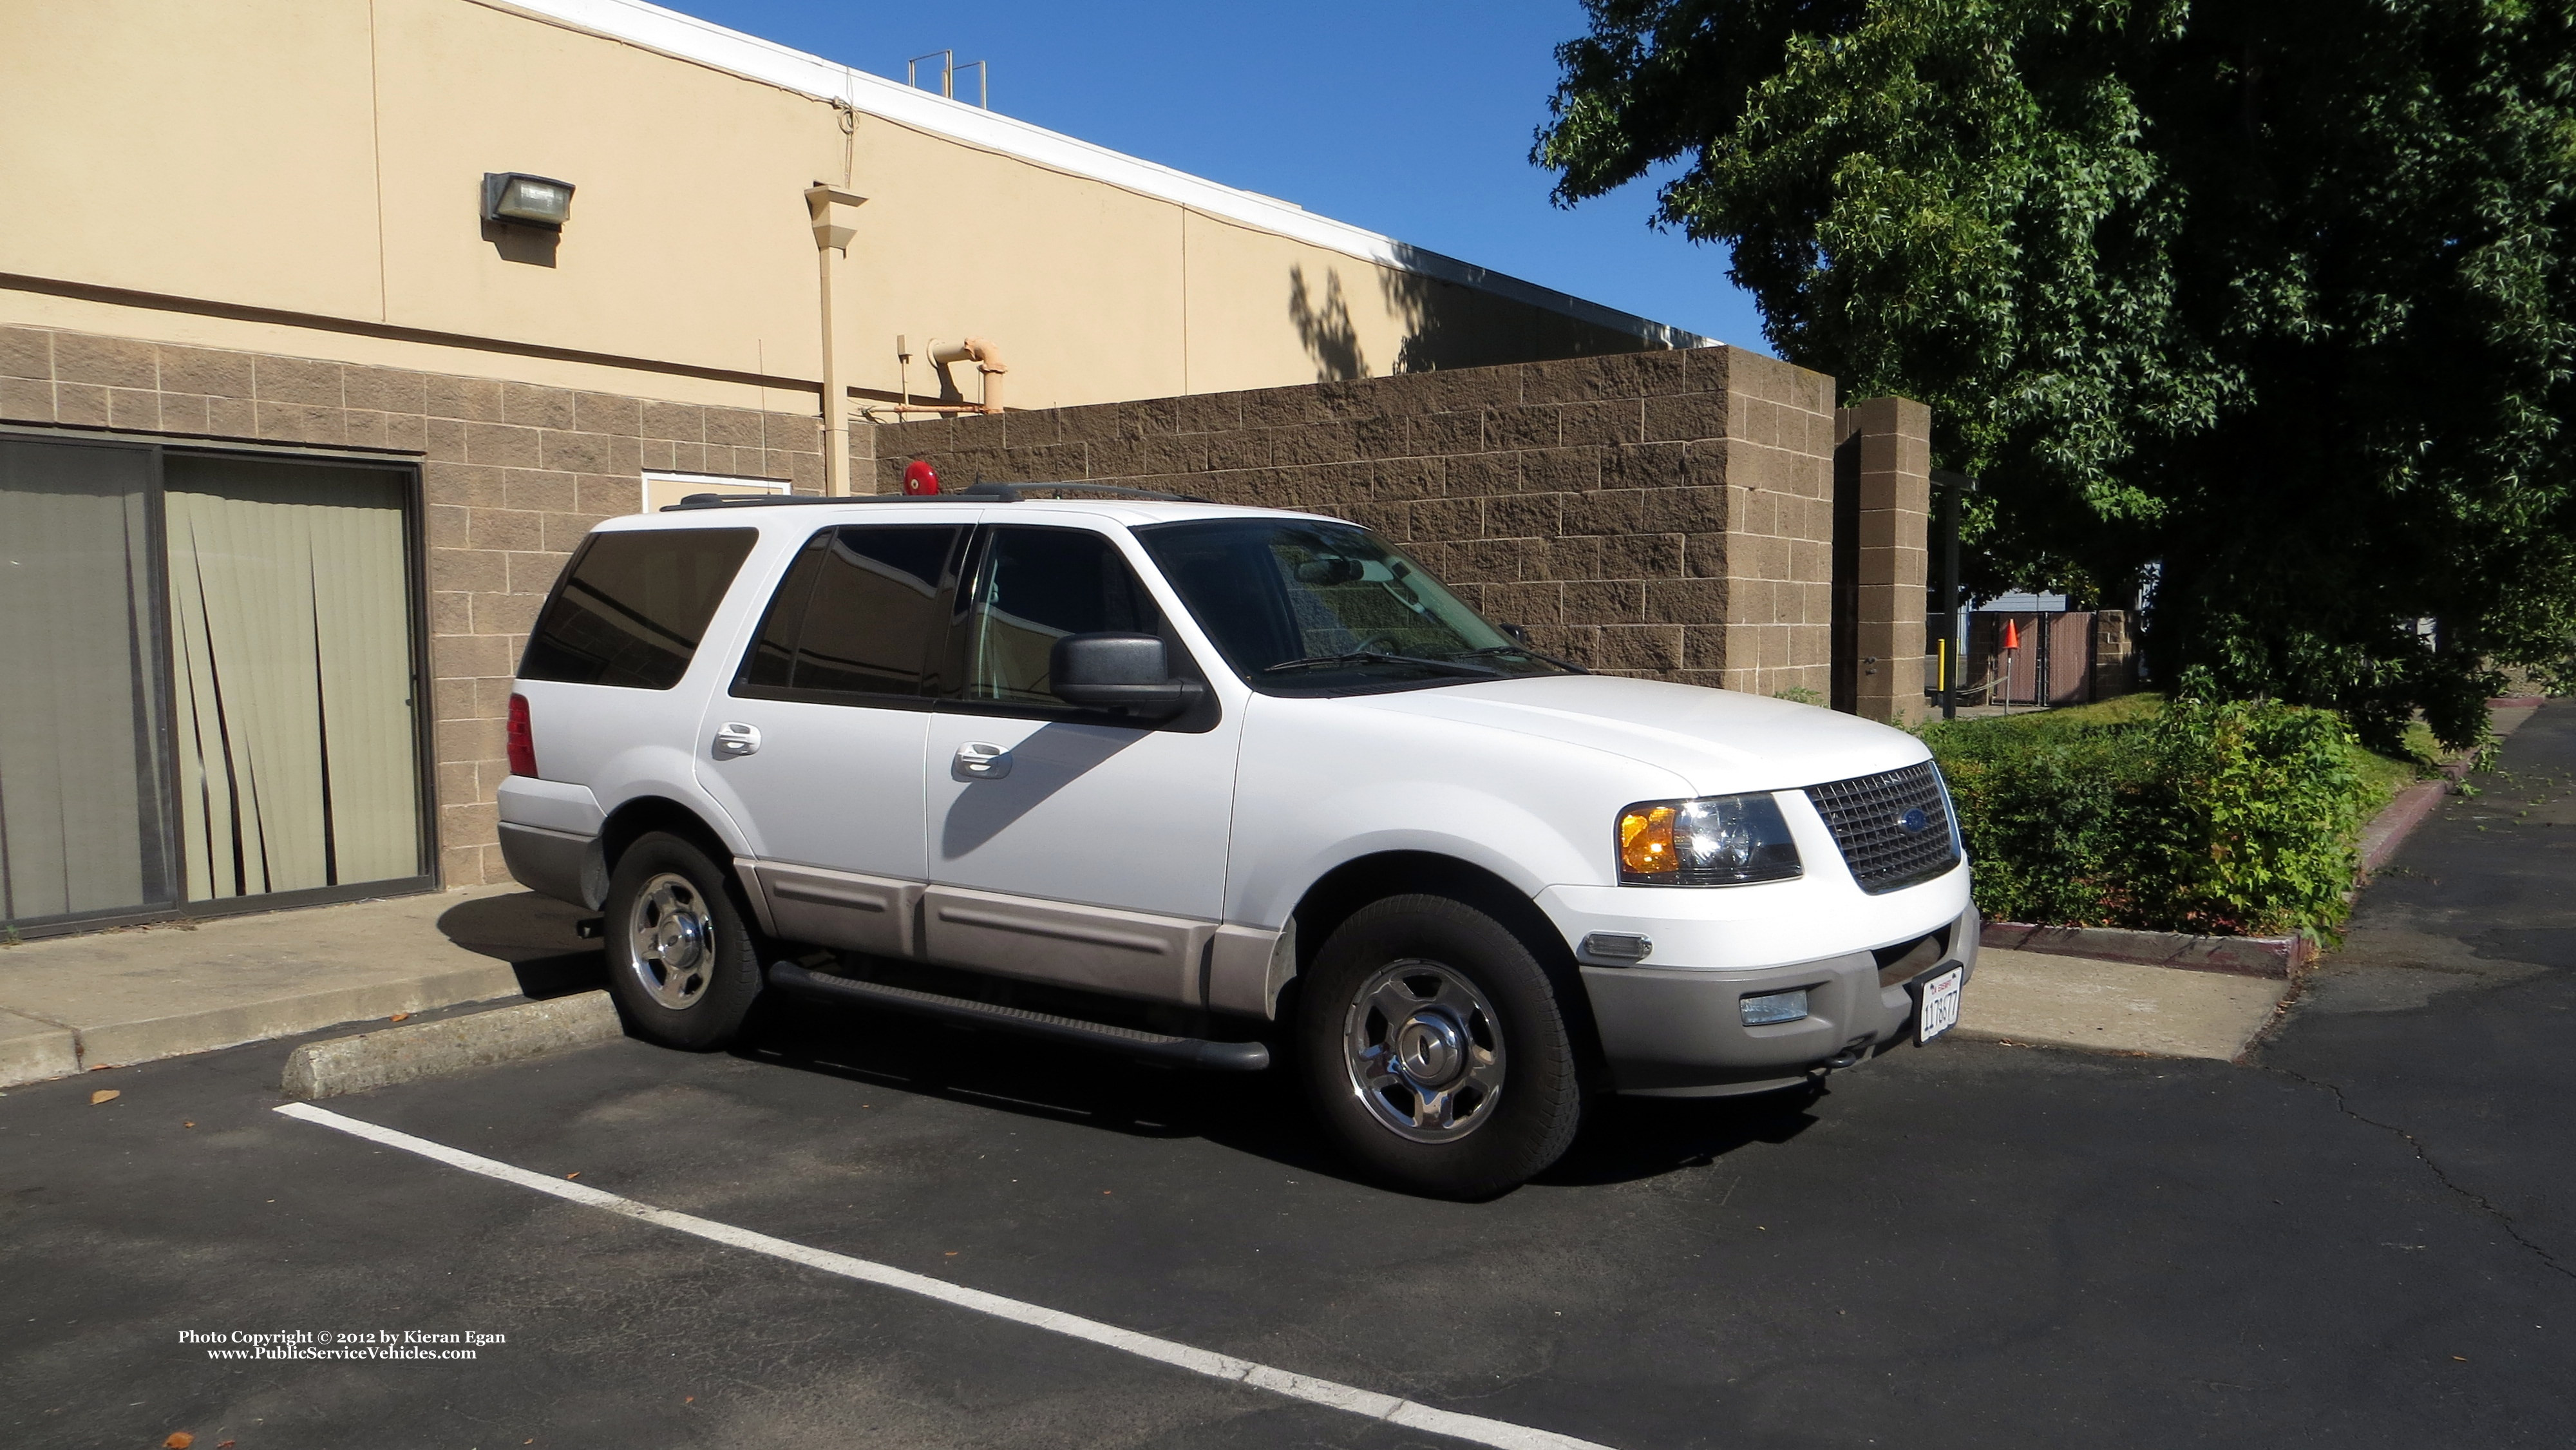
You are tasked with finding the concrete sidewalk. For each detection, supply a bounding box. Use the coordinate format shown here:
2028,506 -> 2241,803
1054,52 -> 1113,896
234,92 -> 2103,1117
0,888 -> 603,1087
1956,948 -> 2290,1061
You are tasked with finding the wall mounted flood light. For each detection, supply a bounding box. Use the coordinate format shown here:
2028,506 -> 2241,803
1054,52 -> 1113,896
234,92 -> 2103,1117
482,173 -> 574,229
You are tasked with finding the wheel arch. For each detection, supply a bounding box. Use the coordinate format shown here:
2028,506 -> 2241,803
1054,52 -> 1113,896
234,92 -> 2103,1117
600,795 -> 735,870
1285,850 -> 1604,1082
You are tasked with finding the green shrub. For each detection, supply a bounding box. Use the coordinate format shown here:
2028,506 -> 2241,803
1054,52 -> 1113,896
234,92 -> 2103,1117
1921,676 -> 2380,938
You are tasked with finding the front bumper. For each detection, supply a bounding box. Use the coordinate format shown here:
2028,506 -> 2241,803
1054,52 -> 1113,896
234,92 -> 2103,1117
1578,903 -> 1980,1096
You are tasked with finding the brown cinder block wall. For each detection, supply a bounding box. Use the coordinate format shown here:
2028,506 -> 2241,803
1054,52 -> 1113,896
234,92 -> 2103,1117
1832,396 -> 1931,725
6,323 -> 1933,894
0,324 -> 826,886
865,345 -> 1841,696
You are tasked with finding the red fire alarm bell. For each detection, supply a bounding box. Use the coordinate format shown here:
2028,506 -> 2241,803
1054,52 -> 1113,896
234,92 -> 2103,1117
902,459 -> 940,496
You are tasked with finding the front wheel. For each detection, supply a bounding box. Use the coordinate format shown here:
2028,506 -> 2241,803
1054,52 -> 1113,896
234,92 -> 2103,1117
1297,894 -> 1588,1197
601,832 -> 765,1050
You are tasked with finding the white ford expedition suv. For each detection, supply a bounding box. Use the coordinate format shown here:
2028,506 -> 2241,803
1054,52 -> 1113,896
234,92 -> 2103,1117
498,484 -> 1975,1196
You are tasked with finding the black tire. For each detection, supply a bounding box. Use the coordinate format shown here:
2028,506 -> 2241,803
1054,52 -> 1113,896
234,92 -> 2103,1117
601,832 -> 766,1051
1297,893 -> 1587,1197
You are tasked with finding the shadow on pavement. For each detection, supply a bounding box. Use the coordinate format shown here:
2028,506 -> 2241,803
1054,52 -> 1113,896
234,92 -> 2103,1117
433,890 -> 605,1000
726,989 -> 1826,1194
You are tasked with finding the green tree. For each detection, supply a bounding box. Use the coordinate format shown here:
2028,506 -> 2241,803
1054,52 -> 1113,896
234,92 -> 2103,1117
1538,1 -> 2576,747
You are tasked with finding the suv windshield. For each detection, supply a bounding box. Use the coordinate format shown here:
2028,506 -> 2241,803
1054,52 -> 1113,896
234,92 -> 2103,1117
1136,519 -> 1578,693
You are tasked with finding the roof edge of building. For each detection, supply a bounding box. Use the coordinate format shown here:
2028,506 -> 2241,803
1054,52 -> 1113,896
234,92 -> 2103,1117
476,0 -> 1719,350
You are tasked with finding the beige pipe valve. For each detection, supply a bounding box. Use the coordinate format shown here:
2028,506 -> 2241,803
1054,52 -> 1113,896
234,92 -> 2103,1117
927,337 -> 1007,414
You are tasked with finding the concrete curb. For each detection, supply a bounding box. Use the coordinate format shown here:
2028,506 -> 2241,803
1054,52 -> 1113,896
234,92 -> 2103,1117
0,1009 -> 80,1089
281,991 -> 625,1100
73,960 -> 527,1076
1978,922 -> 2309,978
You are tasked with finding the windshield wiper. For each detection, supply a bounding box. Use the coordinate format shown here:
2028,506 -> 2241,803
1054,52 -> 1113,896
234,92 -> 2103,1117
1451,644 -> 1591,674
1263,651 -> 1500,679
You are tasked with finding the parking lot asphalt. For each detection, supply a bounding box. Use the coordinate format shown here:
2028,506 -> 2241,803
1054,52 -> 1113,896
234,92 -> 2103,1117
5,706 -> 2570,1450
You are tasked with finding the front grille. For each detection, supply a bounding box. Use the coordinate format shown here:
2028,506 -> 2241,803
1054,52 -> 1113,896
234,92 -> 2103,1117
1804,761 -> 1959,895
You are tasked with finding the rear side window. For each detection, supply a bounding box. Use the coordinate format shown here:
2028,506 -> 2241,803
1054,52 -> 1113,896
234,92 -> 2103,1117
738,525 -> 965,702
519,528 -> 755,689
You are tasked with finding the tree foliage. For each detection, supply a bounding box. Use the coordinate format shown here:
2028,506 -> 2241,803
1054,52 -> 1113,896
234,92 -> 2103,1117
1539,1 -> 2576,746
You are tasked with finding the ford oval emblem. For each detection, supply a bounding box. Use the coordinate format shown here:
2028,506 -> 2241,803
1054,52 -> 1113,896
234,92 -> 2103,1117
1897,807 -> 1930,834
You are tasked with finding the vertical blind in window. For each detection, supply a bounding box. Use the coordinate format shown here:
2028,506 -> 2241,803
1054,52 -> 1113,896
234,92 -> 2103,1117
0,440 -> 173,924
163,458 -> 421,901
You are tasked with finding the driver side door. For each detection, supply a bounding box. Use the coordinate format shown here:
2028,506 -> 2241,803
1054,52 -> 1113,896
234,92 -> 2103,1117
918,524 -> 1243,1006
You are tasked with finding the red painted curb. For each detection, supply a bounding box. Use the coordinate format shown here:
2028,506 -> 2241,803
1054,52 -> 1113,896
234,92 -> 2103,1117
2358,779 -> 2449,881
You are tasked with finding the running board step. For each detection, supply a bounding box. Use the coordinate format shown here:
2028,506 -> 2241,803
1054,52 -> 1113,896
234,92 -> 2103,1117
766,962 -> 1272,1072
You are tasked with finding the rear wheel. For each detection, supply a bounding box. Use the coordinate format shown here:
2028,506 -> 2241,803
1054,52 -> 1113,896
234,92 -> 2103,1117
603,832 -> 764,1049
1298,893 -> 1587,1197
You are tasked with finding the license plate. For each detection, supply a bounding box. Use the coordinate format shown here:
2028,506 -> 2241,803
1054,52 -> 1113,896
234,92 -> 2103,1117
1917,966 -> 1964,1044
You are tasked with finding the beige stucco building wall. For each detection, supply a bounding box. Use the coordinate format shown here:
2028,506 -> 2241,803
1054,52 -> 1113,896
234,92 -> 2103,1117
0,0 -> 1696,423
0,0 -> 1752,922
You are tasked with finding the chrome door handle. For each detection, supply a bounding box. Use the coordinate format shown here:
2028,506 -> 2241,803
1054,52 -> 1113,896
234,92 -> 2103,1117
953,741 -> 1011,779
713,722 -> 761,758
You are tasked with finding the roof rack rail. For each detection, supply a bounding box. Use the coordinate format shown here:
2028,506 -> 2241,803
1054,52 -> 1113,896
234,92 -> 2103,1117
956,481 -> 1215,504
659,480 -> 1213,511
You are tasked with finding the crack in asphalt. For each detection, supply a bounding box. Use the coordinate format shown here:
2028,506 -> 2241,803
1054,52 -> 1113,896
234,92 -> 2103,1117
2268,1064 -> 2575,1283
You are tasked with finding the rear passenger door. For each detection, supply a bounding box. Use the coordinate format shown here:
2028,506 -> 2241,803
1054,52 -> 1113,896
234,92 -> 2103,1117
693,522 -> 967,957
918,524 -> 1242,1006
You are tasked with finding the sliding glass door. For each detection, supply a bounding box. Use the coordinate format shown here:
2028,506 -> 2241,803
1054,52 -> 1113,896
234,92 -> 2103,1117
0,437 -> 175,927
164,457 -> 422,901
0,434 -> 428,936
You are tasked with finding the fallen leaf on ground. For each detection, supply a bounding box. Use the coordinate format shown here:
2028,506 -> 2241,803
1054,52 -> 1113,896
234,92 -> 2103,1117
183,1121 -> 194,1128
163,1433 -> 193,1449
90,1089 -> 119,1105
565,1172 -> 580,1179
218,1441 -> 236,1448
389,1012 -> 410,1022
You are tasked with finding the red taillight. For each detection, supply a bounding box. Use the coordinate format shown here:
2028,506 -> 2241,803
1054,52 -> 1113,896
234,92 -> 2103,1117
506,692 -> 537,777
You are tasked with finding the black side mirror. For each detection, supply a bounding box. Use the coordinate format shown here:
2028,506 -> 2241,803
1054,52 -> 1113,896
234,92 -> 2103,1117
1050,633 -> 1204,720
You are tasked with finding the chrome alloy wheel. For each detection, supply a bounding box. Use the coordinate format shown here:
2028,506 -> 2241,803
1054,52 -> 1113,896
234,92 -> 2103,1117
1343,959 -> 1506,1142
626,872 -> 716,1009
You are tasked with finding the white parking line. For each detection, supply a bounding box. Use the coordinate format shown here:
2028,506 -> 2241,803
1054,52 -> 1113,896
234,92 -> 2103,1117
274,1102 -> 1615,1450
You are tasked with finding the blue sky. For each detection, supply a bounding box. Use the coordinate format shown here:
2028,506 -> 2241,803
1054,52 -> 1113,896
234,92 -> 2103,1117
662,0 -> 1772,351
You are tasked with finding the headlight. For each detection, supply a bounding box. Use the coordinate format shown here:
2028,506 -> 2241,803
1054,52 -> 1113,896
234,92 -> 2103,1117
1616,794 -> 1803,886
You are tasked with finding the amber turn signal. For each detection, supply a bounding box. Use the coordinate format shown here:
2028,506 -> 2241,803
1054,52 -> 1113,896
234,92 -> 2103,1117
1618,805 -> 1678,876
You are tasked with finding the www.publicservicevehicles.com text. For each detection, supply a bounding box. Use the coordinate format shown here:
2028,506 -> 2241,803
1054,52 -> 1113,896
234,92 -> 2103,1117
178,1330 -> 506,1361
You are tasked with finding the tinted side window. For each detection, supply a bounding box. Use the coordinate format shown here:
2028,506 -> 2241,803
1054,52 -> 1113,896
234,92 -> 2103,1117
738,525 -> 963,701
520,528 -> 755,689
960,528 -> 1162,708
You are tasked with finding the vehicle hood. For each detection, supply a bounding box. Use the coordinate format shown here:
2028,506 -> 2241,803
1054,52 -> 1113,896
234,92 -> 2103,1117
1346,674 -> 1929,796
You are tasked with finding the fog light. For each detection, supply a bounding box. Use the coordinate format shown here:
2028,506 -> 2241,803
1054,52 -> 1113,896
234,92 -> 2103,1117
1740,988 -> 1810,1026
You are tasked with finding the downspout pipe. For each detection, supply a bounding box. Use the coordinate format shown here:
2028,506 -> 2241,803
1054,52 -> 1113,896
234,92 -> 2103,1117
805,183 -> 867,495
929,337 -> 1008,414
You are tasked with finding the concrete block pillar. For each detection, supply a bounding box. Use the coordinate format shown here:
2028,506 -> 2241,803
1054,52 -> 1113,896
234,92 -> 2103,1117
1833,396 -> 1931,725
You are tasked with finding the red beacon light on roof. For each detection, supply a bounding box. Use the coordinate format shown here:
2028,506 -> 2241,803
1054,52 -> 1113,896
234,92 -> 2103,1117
902,459 -> 940,496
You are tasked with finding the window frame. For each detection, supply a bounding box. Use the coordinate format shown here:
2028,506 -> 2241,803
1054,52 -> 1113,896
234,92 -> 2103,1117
517,525 -> 760,692
726,522 -> 969,712
0,423 -> 437,937
928,522 -> 1223,734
